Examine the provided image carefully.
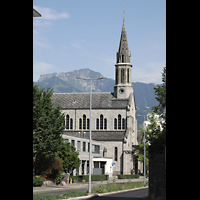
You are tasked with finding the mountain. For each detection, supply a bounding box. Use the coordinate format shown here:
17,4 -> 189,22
34,68 -> 160,129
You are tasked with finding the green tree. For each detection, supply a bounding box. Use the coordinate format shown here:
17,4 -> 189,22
151,66 -> 166,145
58,140 -> 81,173
33,83 -> 65,174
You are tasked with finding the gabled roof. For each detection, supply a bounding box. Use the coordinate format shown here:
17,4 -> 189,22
51,92 -> 129,109
33,8 -> 41,17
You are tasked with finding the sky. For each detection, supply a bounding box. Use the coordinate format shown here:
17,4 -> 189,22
33,0 -> 166,84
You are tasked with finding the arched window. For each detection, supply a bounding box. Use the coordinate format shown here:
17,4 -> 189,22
122,118 -> 125,129
79,118 -> 82,130
127,68 -> 129,83
87,118 -> 90,129
122,54 -> 124,63
114,118 -> 117,130
100,114 -> 103,130
96,118 -> 99,130
70,118 -> 73,129
121,68 -> 124,84
118,114 -> 121,129
104,118 -> 107,129
83,114 -> 86,129
66,115 -> 69,129
115,147 -> 118,161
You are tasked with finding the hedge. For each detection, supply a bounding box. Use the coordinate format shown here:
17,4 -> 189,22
71,174 -> 109,183
117,174 -> 140,179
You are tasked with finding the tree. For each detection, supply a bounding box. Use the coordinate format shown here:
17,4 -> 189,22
151,66 -> 166,145
33,83 -> 65,174
58,139 -> 81,173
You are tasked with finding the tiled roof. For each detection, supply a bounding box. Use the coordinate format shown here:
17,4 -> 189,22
52,92 -> 129,109
63,131 -> 125,141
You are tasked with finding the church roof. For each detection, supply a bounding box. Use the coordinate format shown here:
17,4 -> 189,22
63,131 -> 125,141
52,92 -> 129,109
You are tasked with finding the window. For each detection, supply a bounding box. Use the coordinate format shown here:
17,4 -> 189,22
118,114 -> 121,129
122,54 -> 124,63
114,118 -> 117,130
115,147 -> 118,161
66,115 -> 69,129
104,118 -> 107,129
96,118 -> 99,129
77,141 -> 81,151
83,114 -> 86,129
88,142 -> 90,152
71,140 -> 75,147
87,118 -> 90,129
83,142 -> 86,152
93,145 -> 100,153
70,118 -> 73,129
121,68 -> 124,84
100,114 -> 103,130
122,118 -> 125,129
64,139 -> 68,143
127,68 -> 129,83
79,119 -> 81,129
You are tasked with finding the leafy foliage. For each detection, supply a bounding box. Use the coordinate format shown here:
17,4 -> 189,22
118,174 -> 140,179
33,83 -> 65,174
58,140 -> 81,173
33,175 -> 44,187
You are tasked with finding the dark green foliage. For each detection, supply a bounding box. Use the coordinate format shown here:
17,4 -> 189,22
71,174 -> 109,182
117,174 -> 140,179
33,175 -> 44,187
33,83 -> 65,174
58,140 -> 81,173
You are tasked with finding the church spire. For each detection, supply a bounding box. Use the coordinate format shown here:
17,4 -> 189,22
117,19 -> 131,64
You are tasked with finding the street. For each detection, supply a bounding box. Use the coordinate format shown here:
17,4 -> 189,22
89,188 -> 148,200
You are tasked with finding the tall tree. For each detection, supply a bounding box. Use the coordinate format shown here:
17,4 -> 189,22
58,140 -> 81,173
33,83 -> 65,174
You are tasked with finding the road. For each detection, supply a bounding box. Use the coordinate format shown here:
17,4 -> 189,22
35,187 -> 148,199
89,188 -> 148,200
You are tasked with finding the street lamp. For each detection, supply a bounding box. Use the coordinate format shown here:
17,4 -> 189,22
75,76 -> 107,193
136,114 -> 146,185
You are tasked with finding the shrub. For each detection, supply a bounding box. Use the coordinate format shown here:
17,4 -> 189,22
54,172 -> 66,185
118,174 -> 140,179
33,175 -> 44,187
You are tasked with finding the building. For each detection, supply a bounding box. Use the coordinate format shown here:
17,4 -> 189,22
63,135 -> 113,177
52,19 -> 139,175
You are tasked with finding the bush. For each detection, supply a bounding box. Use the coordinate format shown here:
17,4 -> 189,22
33,175 -> 44,187
71,174 -> 109,182
117,174 -> 140,179
54,172 -> 66,184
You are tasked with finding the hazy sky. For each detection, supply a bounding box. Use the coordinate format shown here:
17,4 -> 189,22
33,0 -> 166,84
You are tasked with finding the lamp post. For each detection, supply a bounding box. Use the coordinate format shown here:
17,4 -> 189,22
75,76 -> 107,193
136,114 -> 146,185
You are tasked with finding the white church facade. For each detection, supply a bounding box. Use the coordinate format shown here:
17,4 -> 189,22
52,20 -> 142,175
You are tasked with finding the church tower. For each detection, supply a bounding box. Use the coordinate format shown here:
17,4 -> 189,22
114,19 -> 133,99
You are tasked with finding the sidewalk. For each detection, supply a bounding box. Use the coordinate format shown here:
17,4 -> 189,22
33,176 -> 148,194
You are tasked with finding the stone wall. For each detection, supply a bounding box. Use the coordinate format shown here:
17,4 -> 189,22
148,145 -> 166,200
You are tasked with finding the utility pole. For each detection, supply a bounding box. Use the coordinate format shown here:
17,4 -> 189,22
75,76 -> 107,193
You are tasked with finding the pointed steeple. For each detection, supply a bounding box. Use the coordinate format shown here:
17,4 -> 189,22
117,20 -> 131,64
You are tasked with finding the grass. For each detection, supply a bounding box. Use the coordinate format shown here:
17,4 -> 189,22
91,181 -> 149,194
33,190 -> 88,200
33,182 -> 148,199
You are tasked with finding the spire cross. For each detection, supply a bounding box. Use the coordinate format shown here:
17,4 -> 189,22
123,5 -> 125,22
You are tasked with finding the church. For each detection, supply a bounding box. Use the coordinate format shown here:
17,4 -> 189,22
52,19 -> 141,175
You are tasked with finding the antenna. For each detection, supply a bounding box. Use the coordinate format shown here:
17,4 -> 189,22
123,5 -> 125,22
